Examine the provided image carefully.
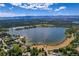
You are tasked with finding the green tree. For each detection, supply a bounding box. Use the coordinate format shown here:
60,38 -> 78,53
8,44 -> 22,56
30,47 -> 39,56
21,37 -> 26,44
27,46 -> 31,52
3,37 -> 12,45
0,48 -> 6,56
65,26 -> 76,35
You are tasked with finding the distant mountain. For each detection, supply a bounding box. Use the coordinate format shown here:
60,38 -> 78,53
0,15 -> 79,21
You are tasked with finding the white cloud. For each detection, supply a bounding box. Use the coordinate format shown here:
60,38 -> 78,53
0,3 -> 5,7
10,3 -> 53,10
0,12 -> 53,17
9,6 -> 14,10
54,6 -> 66,12
59,6 -> 66,10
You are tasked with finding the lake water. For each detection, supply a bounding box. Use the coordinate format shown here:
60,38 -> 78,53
7,27 -> 66,44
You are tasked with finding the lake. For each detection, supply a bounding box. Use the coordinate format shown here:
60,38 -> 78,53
7,27 -> 66,45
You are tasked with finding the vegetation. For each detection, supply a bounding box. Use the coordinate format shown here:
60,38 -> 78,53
65,26 -> 77,35
0,19 -> 74,28
0,31 -> 47,56
26,46 -> 46,56
8,44 -> 22,56
53,26 -> 79,56
0,48 -> 7,56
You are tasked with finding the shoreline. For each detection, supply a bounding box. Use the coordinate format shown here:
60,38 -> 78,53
31,34 -> 74,50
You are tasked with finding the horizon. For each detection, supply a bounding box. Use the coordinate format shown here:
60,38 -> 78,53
0,15 -> 79,18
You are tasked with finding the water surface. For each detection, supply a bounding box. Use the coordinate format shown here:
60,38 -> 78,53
7,27 -> 66,44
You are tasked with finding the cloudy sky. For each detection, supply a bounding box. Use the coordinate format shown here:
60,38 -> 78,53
0,3 -> 79,17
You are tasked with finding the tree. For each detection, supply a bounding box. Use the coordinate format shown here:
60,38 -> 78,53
44,51 -> 47,56
8,44 -> 22,56
53,49 -> 59,53
30,47 -> 39,56
76,33 -> 79,39
0,33 -> 11,38
27,46 -> 31,52
3,37 -> 11,45
21,37 -> 26,44
65,26 -> 76,35
0,48 -> 6,56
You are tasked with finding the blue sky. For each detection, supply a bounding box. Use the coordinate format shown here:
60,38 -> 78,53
0,3 -> 79,17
